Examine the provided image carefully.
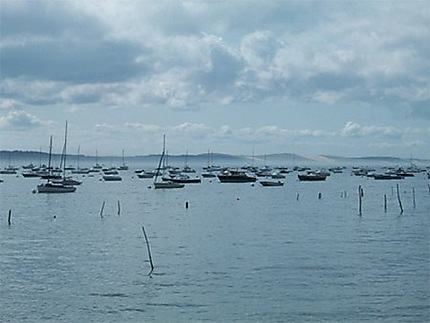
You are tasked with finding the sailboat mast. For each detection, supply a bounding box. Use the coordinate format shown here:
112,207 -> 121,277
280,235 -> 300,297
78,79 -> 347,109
63,121 -> 68,176
48,135 -> 53,171
154,134 -> 166,183
76,145 -> 80,170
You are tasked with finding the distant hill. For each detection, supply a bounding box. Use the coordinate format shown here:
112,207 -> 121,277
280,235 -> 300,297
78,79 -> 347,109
0,150 -> 428,167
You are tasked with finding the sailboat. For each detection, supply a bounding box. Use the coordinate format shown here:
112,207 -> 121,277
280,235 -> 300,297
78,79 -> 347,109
117,149 -> 129,170
154,135 -> 184,189
89,150 -> 102,172
53,121 -> 82,186
71,145 -> 89,174
37,133 -> 76,193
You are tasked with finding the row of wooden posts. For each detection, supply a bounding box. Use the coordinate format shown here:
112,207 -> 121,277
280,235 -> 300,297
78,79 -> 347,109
358,183 -> 420,216
5,183 -> 429,225
4,183 -> 429,278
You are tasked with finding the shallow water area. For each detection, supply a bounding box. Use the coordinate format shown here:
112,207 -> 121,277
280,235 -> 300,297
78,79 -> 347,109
1,168 -> 429,322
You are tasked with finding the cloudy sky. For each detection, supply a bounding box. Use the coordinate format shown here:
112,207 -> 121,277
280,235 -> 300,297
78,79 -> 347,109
1,0 -> 429,158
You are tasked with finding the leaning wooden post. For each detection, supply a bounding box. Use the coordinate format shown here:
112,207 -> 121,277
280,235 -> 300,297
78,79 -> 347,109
100,201 -> 106,218
141,225 -> 154,276
358,185 -> 362,216
412,187 -> 416,209
8,209 -> 11,226
396,184 -> 403,214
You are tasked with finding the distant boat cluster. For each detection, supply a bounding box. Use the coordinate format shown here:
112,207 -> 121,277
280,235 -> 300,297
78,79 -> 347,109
1,132 -> 429,189
1,159 -> 429,190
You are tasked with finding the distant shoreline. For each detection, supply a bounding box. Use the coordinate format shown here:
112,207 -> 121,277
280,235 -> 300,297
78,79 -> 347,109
1,150 -> 428,167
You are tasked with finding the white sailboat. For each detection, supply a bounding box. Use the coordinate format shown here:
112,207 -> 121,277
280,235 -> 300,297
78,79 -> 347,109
37,132 -> 76,193
89,150 -> 102,172
117,149 -> 129,170
71,145 -> 89,174
53,121 -> 82,186
154,135 -> 184,189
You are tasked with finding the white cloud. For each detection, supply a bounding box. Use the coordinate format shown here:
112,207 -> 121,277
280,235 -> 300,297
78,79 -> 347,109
340,121 -> 402,138
0,110 -> 44,129
1,1 -> 429,158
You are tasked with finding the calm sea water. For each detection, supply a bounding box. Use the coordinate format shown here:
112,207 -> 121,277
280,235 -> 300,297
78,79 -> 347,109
1,166 -> 429,322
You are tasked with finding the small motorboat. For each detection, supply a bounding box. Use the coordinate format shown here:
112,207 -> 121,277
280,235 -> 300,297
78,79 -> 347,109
217,170 -> 257,183
298,173 -> 327,181
103,174 -> 122,181
154,181 -> 184,189
260,180 -> 284,187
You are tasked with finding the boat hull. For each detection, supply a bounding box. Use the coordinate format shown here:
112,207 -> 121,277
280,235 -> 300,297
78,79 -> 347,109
260,181 -> 284,186
167,177 -> 201,184
137,172 -> 155,179
103,175 -> 122,181
154,182 -> 184,189
217,173 -> 257,183
37,183 -> 76,193
373,174 -> 403,180
298,174 -> 327,181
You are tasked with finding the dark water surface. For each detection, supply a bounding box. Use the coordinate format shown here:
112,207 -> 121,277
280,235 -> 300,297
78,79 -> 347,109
1,169 -> 429,322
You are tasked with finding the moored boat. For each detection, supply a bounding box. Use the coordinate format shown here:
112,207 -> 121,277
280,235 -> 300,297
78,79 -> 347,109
53,177 -> 82,185
298,173 -> 327,181
165,174 -> 201,184
201,172 -> 217,178
22,170 -> 41,178
372,174 -> 403,180
154,181 -> 184,189
153,135 -> 185,189
37,123 -> 79,193
217,170 -> 257,183
0,168 -> 17,175
37,182 -> 76,193
137,171 -> 155,179
103,174 -> 122,181
260,180 -> 284,186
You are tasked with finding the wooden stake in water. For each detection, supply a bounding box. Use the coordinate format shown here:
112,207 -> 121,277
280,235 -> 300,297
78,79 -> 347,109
396,184 -> 403,214
117,200 -> 121,215
412,187 -> 416,209
8,209 -> 11,226
141,225 -> 154,276
100,201 -> 106,218
384,194 -> 387,212
358,185 -> 363,216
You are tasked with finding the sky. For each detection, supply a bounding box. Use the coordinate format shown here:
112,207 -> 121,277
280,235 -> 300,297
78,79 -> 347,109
1,0 -> 429,159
